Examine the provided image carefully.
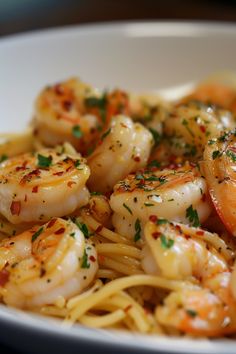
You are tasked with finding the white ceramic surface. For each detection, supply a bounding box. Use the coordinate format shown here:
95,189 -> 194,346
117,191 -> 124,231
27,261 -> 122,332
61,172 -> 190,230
1,22 -> 236,354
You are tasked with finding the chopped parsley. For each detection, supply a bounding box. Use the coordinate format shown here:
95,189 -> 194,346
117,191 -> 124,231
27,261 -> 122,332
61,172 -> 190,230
37,154 -> 52,168
186,205 -> 200,227
101,128 -> 111,141
147,160 -> 161,169
212,150 -> 222,160
208,139 -> 216,145
182,119 -> 194,137
123,203 -> 133,215
74,160 -> 82,169
32,227 -> 44,242
160,234 -> 174,249
226,149 -> 236,162
81,249 -> 90,268
144,202 -> 154,207
157,218 -> 168,225
76,220 -> 90,238
186,309 -> 198,318
90,191 -> 102,196
70,232 -> 75,238
0,154 -> 8,163
72,125 -> 83,139
85,93 -> 107,123
134,218 -> 141,242
149,128 -> 161,146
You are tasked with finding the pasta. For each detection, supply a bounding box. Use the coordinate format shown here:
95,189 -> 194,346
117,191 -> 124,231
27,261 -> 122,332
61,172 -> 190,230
2,75 -> 236,337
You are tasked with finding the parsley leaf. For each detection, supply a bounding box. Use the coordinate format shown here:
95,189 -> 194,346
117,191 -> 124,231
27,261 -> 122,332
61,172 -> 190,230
32,227 -> 44,242
186,205 -> 200,227
72,125 -> 83,139
157,218 -> 168,225
149,128 -> 161,146
76,220 -> 90,238
186,309 -> 198,318
37,154 -> 52,168
123,203 -> 133,215
0,154 -> 8,163
134,218 -> 141,242
148,160 -> 161,169
101,128 -> 111,141
81,249 -> 90,268
160,234 -> 174,249
212,150 -> 221,160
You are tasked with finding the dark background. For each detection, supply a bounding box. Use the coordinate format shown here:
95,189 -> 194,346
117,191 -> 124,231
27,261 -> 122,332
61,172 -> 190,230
1,0 -> 236,37
1,0 -> 236,353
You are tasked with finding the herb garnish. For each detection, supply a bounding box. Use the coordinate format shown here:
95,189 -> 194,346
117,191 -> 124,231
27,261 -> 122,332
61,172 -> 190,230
101,128 -> 111,141
0,154 -> 8,163
72,125 -> 83,139
149,128 -> 161,146
147,160 -> 161,169
186,309 -> 198,318
76,220 -> 90,238
32,227 -> 44,242
212,150 -> 222,160
186,205 -> 200,227
134,218 -> 141,242
157,218 -> 168,225
123,203 -> 133,215
226,150 -> 236,162
160,234 -> 174,249
81,249 -> 90,268
37,154 -> 52,168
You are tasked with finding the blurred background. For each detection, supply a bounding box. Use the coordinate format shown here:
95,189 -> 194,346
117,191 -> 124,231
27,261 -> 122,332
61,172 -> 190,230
1,0 -> 236,37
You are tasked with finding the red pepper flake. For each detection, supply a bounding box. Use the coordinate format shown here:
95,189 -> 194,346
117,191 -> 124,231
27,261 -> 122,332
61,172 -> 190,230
67,181 -> 76,188
66,165 -> 73,173
63,100 -> 72,111
24,194 -> 28,202
152,231 -> 161,239
55,227 -> 65,235
98,140 -> 103,146
10,201 -> 21,216
175,224 -> 182,233
98,255 -> 105,263
32,186 -> 39,193
133,156 -> 141,162
20,169 -> 41,185
104,191 -> 112,199
95,225 -> 103,233
47,218 -> 57,229
185,234 -> 191,240
89,255 -> 96,262
0,269 -> 9,287
200,125 -> 206,133
196,230 -> 204,236
201,193 -> 206,202
124,304 -> 132,313
53,171 -> 64,176
149,215 -> 157,223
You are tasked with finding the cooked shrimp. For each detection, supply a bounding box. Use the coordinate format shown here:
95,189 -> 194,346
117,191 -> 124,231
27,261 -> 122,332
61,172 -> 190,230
142,220 -> 231,282
110,162 -> 212,239
87,115 -> 153,193
0,218 -> 98,308
164,101 -> 235,158
203,129 -> 236,236
33,78 -> 102,154
130,93 -> 170,135
156,284 -> 236,337
184,82 -> 236,112
0,148 -> 90,224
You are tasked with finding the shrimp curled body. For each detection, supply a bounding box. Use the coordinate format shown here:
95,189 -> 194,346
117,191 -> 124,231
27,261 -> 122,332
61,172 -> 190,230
0,218 -> 98,308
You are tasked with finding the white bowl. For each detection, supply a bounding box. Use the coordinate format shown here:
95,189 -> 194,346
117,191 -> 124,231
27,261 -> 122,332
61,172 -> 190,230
1,22 -> 236,354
